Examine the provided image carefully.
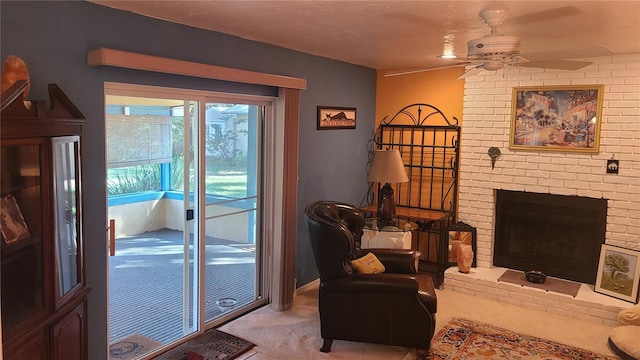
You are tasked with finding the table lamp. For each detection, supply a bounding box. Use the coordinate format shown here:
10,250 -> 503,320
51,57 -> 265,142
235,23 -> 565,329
368,149 -> 409,226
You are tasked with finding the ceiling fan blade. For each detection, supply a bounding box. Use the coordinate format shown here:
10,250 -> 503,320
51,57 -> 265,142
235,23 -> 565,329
508,6 -> 582,25
383,63 -> 470,77
520,59 -> 592,70
524,46 -> 614,61
457,65 -> 485,79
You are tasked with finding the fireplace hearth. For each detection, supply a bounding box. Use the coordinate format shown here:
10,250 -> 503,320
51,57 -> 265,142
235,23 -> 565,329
494,190 -> 607,284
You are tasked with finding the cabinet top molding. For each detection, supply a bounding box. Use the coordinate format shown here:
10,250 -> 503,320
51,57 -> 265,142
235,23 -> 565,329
1,80 -> 85,119
1,81 -> 85,138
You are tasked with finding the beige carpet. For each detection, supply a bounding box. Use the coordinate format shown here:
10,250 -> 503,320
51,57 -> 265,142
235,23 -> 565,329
220,288 -> 412,360
219,284 -> 618,360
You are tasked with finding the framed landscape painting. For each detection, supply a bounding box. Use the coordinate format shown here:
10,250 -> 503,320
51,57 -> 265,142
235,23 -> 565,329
595,244 -> 640,303
510,85 -> 604,153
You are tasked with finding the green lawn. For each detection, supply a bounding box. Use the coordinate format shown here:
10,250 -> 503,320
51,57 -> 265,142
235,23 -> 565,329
205,172 -> 248,198
108,162 -> 251,199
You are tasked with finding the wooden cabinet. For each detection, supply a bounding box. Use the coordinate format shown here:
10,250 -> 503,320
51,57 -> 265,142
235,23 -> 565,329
51,302 -> 86,360
1,81 -> 91,360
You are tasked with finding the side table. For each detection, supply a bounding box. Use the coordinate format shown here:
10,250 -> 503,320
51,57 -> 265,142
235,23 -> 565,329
360,204 -> 456,287
361,218 -> 415,249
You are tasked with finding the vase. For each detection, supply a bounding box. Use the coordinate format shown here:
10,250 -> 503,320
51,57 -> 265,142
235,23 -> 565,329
457,244 -> 474,273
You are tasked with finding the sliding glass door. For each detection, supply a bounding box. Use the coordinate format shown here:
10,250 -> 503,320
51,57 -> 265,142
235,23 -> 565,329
105,84 -> 268,357
201,102 -> 263,322
106,94 -> 199,352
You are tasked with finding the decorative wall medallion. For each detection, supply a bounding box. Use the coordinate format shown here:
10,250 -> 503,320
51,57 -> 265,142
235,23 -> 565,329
488,147 -> 501,169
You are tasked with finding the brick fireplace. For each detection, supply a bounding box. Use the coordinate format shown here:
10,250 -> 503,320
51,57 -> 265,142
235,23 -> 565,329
494,190 -> 607,284
449,53 -> 640,324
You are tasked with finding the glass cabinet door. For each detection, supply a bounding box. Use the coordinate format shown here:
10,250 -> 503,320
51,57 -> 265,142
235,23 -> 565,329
52,136 -> 82,301
1,139 -> 47,333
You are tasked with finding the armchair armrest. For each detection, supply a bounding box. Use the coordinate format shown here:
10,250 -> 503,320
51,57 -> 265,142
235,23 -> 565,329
321,274 -> 419,295
368,249 -> 420,273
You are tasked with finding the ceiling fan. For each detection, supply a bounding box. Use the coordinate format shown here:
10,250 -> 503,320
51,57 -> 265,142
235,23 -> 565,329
385,9 -> 610,79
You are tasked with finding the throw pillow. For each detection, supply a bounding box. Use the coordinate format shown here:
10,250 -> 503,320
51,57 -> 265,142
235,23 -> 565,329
351,252 -> 385,274
618,306 -> 640,326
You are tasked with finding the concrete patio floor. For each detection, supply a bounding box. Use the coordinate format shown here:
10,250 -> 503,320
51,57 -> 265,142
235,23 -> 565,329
108,228 -> 257,345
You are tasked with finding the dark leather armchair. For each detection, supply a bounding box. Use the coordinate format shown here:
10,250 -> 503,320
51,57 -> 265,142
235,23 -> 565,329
304,200 -> 437,358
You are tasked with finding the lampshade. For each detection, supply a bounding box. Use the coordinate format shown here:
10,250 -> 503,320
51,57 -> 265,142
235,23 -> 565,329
368,149 -> 409,183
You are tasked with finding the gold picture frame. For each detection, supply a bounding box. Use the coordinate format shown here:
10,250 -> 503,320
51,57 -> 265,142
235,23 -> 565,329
510,85 -> 604,153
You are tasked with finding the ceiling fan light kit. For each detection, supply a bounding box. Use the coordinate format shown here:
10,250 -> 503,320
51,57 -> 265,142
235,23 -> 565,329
481,60 -> 503,71
479,9 -> 510,32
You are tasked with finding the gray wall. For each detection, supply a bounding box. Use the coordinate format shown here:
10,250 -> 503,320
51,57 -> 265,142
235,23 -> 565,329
1,1 -> 375,358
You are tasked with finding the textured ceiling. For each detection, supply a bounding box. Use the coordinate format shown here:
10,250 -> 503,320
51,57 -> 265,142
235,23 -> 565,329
90,1 -> 640,73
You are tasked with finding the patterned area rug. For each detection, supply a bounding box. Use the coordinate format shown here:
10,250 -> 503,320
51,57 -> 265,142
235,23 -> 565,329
430,318 -> 617,360
154,328 -> 255,360
109,334 -> 162,360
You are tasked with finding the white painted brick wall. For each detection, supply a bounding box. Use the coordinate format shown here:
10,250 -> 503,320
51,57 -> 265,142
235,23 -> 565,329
444,268 -> 632,325
459,54 -> 640,270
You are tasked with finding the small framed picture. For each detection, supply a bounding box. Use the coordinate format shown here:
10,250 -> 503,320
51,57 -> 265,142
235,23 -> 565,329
595,244 -> 640,303
317,106 -> 356,130
1,194 -> 33,254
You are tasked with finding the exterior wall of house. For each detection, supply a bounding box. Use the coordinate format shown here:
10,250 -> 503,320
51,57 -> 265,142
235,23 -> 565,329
458,54 -> 640,268
163,199 -> 252,243
109,200 -> 167,237
109,199 -> 251,242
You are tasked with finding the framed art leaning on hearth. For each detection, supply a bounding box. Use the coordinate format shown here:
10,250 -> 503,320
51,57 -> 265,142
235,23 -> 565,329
509,85 -> 604,153
594,244 -> 640,303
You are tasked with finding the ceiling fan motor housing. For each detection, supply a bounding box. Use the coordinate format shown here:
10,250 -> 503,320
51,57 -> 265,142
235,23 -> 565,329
467,35 -> 521,59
